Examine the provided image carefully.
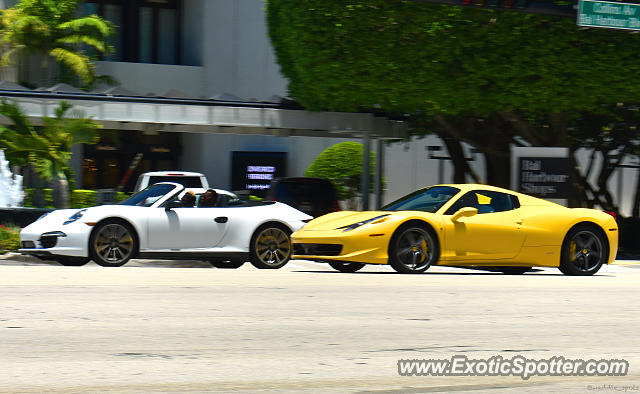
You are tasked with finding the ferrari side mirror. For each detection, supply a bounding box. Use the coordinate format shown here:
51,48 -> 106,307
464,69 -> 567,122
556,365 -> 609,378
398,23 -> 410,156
165,200 -> 183,211
451,207 -> 478,222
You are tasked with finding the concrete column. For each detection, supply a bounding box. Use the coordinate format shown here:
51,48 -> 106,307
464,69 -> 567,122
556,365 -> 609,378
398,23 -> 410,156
361,131 -> 370,211
375,138 -> 384,209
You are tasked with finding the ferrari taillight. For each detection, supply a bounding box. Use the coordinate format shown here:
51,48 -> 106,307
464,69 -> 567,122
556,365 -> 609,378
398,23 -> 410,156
604,210 -> 617,220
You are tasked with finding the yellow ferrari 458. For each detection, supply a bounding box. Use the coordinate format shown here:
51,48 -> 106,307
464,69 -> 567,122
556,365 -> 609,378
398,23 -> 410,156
291,184 -> 618,275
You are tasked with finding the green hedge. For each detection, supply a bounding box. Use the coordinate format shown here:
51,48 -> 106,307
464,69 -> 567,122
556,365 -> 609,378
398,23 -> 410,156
0,224 -> 20,253
22,189 -> 130,209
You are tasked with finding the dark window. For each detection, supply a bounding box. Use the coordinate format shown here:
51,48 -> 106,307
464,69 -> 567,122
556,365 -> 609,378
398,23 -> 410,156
147,176 -> 203,188
444,190 -> 518,215
84,0 -> 181,65
382,186 -> 460,213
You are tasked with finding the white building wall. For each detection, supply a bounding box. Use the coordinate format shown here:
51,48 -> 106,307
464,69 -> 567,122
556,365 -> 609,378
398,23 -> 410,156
200,0 -> 288,99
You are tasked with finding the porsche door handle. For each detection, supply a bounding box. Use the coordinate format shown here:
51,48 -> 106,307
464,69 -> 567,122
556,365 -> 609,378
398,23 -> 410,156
215,216 -> 228,223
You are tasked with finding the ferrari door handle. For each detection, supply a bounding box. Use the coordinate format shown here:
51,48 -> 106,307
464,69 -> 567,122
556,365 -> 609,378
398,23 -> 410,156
515,219 -> 524,225
215,216 -> 228,223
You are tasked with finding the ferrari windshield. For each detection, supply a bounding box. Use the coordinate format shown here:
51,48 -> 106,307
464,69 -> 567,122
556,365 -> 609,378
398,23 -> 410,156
118,183 -> 179,207
381,186 -> 460,212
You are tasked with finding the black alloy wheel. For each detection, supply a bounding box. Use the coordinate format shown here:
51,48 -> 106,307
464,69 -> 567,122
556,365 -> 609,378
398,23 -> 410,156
389,224 -> 438,274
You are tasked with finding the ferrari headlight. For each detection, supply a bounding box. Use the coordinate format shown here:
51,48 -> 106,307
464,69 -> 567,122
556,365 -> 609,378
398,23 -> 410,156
64,209 -> 87,225
337,214 -> 390,232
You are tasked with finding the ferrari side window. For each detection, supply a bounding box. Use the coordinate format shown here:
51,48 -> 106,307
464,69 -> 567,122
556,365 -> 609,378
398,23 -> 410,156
445,190 -> 517,215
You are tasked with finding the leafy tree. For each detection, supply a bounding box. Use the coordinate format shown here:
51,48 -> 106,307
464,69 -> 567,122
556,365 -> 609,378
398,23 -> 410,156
305,141 -> 378,208
0,0 -> 113,85
267,0 -> 640,209
0,100 -> 101,208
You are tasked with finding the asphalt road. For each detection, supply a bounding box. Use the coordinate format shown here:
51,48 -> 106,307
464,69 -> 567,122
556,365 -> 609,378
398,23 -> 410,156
0,255 -> 639,393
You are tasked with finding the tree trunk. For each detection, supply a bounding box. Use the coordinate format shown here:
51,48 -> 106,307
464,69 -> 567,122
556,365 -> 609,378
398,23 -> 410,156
482,148 -> 511,188
51,175 -> 70,209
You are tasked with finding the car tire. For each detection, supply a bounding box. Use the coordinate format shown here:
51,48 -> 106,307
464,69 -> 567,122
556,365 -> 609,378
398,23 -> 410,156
497,266 -> 531,275
328,261 -> 365,273
89,219 -> 138,267
57,257 -> 91,266
209,259 -> 245,269
388,223 -> 439,274
559,224 -> 607,276
249,223 -> 292,269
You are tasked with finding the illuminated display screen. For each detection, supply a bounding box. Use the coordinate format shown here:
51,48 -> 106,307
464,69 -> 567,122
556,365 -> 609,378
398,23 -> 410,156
231,151 -> 287,196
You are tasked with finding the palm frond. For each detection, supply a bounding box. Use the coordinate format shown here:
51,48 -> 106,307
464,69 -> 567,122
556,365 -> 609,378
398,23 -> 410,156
55,35 -> 106,52
58,15 -> 113,37
49,47 -> 93,83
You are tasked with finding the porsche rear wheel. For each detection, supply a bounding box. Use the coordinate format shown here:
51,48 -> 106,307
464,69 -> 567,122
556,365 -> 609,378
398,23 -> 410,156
328,261 -> 365,273
249,224 -> 292,269
389,224 -> 438,274
57,257 -> 91,266
89,220 -> 137,267
209,259 -> 245,269
559,225 -> 607,276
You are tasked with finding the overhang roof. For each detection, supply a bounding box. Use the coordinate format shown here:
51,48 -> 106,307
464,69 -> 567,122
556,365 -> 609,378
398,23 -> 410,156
0,82 -> 407,140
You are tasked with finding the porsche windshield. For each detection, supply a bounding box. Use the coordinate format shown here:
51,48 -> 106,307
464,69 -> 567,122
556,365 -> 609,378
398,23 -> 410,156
118,183 -> 178,207
381,186 -> 460,212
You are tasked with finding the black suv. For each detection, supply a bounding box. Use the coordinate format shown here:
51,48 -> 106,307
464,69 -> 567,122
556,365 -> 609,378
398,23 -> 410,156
265,177 -> 340,218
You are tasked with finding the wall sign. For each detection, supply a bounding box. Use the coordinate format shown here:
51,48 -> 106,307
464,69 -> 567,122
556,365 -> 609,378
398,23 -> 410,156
231,151 -> 287,196
518,157 -> 572,199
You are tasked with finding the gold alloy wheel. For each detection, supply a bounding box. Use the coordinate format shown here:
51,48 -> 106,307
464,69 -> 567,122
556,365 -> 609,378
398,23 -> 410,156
254,227 -> 291,267
93,223 -> 134,264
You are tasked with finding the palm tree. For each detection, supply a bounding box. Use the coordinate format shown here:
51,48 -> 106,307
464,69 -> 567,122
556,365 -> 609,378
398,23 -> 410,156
0,0 -> 113,86
0,100 -> 101,208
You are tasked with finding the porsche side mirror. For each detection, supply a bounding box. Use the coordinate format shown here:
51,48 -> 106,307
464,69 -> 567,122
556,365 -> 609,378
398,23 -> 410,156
451,207 -> 478,222
164,200 -> 182,211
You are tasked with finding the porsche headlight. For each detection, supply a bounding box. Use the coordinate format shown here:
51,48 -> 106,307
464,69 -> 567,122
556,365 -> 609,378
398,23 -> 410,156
337,214 -> 390,232
36,211 -> 51,222
64,209 -> 87,225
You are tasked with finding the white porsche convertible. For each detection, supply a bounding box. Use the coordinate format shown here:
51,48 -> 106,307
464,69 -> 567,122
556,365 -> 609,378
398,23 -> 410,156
19,183 -> 312,268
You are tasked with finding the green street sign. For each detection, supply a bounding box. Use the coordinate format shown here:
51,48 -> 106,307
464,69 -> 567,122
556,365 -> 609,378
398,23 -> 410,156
578,0 -> 640,30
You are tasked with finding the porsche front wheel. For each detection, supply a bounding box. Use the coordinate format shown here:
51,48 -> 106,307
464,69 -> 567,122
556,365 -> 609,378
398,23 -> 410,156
328,261 -> 365,273
249,224 -> 292,269
89,220 -> 137,267
559,225 -> 607,276
389,224 -> 438,274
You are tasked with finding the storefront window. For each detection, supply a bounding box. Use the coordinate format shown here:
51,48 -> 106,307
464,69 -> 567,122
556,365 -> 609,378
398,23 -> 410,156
83,0 -> 181,65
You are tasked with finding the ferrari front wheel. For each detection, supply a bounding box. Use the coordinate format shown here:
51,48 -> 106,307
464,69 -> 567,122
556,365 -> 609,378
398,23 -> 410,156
89,220 -> 137,267
559,225 -> 607,276
249,224 -> 292,269
389,224 -> 438,274
328,261 -> 365,273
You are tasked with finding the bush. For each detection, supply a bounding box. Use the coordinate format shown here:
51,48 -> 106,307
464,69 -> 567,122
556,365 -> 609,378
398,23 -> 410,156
0,224 -> 20,253
23,189 -> 130,208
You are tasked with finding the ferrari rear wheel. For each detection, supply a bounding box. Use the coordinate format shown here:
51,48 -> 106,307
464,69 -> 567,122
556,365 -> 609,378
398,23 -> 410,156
389,224 -> 438,274
559,225 -> 607,276
249,224 -> 292,269
57,257 -> 91,266
209,259 -> 245,269
89,220 -> 137,267
328,261 -> 365,273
